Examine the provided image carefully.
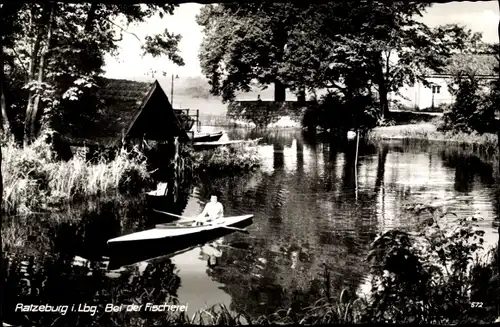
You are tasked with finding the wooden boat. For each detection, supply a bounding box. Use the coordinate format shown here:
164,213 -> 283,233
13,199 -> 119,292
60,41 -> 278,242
192,131 -> 224,143
193,137 -> 263,150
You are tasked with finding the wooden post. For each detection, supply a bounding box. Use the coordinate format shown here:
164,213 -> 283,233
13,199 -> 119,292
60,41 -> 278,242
171,73 -> 174,108
197,109 -> 200,133
355,129 -> 360,201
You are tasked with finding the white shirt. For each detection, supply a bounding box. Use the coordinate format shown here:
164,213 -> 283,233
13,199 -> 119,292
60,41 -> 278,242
199,202 -> 224,220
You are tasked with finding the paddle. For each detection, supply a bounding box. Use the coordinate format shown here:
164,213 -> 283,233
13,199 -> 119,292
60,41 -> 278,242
153,209 -> 194,222
217,226 -> 249,234
153,209 -> 249,233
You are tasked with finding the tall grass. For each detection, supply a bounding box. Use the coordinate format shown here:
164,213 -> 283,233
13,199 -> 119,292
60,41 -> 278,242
166,290 -> 365,325
367,127 -> 498,153
1,130 -> 150,216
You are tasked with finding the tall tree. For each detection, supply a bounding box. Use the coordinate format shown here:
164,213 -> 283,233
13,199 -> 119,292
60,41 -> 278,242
197,1 -> 472,119
197,3 -> 315,102
312,1 -> 475,119
3,3 -> 184,146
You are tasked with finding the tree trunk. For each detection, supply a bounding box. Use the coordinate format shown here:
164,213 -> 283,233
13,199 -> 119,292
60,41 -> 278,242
84,3 -> 98,32
274,80 -> 286,102
23,3 -> 50,147
0,82 -> 8,134
496,0 -> 499,304
297,87 -> 305,103
0,11 -> 10,134
31,3 -> 55,136
374,53 -> 390,119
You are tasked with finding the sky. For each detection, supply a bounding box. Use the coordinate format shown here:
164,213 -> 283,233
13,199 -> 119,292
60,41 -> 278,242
103,1 -> 500,80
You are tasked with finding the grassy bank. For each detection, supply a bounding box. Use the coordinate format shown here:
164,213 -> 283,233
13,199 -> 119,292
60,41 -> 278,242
1,131 -> 150,216
367,123 -> 498,153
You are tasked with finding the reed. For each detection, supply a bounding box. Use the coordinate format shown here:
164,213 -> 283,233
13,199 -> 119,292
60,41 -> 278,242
191,144 -> 262,172
1,130 -> 150,216
167,291 -> 364,325
367,126 -> 498,153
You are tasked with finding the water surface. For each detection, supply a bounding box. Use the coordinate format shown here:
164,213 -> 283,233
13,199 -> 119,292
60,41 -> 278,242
3,127 -> 499,325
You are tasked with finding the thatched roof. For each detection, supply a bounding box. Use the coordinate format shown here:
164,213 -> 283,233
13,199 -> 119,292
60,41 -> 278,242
60,77 -> 189,147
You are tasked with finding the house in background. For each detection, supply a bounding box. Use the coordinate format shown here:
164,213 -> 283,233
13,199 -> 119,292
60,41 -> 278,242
393,53 -> 498,111
58,78 -> 191,160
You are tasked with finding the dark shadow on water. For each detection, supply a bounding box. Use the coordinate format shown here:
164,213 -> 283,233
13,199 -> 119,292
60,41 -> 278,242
3,238 -> 182,327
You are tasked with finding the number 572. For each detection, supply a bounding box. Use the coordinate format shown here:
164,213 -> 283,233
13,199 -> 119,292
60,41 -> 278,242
471,302 -> 483,308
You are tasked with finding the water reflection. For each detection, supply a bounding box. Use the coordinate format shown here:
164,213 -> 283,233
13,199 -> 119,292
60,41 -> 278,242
3,128 -> 499,324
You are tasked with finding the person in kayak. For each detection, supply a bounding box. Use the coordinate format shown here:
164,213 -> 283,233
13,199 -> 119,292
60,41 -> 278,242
193,192 -> 224,226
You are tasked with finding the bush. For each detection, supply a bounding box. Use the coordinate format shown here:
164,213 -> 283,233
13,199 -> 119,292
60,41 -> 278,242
363,200 -> 498,324
191,144 -> 261,172
439,75 -> 497,134
302,92 -> 378,134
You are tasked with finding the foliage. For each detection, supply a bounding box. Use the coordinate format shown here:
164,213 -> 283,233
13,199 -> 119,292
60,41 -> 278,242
2,3 -> 184,144
364,201 -> 498,324
227,101 -> 304,128
302,92 -> 379,133
3,248 -> 183,327
197,3 -> 313,102
190,145 -> 261,172
1,129 -> 150,216
197,1 -> 474,122
368,124 -> 498,154
437,43 -> 498,134
439,75 -> 497,134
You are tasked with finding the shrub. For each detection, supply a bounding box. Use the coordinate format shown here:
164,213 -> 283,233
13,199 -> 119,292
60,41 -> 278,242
363,200 -> 498,324
191,144 -> 261,172
302,92 -> 378,134
439,75 -> 496,134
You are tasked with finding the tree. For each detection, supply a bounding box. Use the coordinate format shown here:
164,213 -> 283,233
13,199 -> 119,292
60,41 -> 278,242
312,2 -> 480,119
2,3 -> 184,146
438,44 -> 498,134
197,3 -> 318,103
197,1 -> 473,120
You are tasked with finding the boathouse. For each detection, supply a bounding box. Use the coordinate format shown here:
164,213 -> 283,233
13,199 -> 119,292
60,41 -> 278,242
59,77 -> 193,159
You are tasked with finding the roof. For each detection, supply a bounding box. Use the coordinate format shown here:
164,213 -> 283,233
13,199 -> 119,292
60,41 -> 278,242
61,77 -> 189,147
426,53 -> 498,77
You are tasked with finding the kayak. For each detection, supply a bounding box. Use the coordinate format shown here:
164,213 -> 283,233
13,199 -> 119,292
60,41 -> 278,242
107,214 -> 253,244
106,214 -> 253,267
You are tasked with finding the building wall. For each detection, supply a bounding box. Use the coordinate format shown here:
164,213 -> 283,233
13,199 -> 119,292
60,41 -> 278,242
394,76 -> 455,110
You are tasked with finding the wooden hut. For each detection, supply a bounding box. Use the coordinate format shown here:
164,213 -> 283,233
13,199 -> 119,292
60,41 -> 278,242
59,78 -> 190,159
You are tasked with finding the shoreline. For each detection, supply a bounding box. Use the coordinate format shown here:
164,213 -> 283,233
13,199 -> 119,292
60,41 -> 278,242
367,123 -> 498,152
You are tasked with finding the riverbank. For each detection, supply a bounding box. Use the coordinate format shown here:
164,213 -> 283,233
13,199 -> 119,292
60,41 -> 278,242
1,131 -> 263,216
367,123 -> 498,153
1,132 -> 151,216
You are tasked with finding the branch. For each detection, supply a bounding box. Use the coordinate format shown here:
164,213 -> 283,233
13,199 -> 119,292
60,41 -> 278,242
324,80 -> 346,91
102,17 -> 141,42
11,48 -> 29,76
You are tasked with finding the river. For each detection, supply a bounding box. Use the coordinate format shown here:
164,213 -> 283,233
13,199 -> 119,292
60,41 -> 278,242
2,127 -> 499,325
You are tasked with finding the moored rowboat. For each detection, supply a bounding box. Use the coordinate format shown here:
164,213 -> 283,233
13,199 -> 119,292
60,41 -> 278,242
193,138 -> 263,150
191,131 -> 225,143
